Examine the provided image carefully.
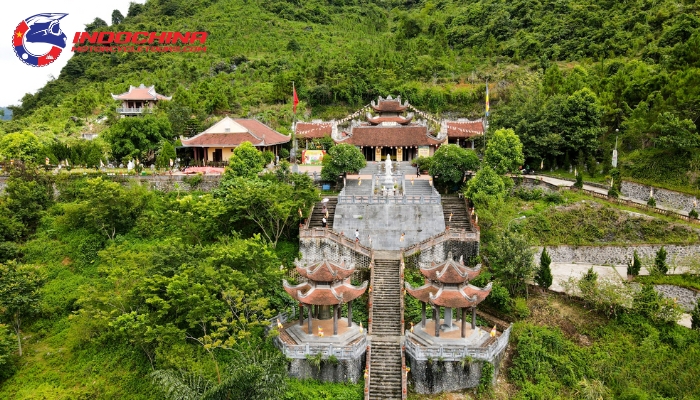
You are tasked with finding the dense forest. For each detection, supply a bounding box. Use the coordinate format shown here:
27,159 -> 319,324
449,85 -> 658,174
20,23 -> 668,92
2,0 -> 700,398
1,0 -> 700,191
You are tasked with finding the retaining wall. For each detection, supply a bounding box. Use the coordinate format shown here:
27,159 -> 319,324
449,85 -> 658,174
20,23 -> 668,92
534,245 -> 700,267
288,356 -> 365,383
621,181 -> 699,213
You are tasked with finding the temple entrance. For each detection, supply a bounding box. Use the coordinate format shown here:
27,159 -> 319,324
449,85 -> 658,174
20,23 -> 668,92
362,147 -> 375,161
403,147 -> 417,161
212,148 -> 223,162
381,147 -> 397,161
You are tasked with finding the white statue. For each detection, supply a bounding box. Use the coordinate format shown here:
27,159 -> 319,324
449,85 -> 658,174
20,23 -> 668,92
383,155 -> 393,185
127,160 -> 134,171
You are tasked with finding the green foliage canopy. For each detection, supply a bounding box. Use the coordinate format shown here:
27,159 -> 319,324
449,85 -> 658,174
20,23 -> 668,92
484,128 -> 524,175
105,116 -> 173,162
320,143 -> 366,181
428,144 -> 480,187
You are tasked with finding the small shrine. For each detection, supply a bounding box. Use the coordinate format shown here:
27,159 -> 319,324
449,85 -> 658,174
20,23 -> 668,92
404,253 -> 510,394
275,259 -> 368,382
111,84 -> 171,116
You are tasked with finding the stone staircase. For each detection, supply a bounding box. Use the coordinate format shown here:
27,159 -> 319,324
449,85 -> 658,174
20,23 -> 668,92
308,197 -> 337,228
404,179 -> 434,197
442,196 -> 472,231
368,258 -> 403,399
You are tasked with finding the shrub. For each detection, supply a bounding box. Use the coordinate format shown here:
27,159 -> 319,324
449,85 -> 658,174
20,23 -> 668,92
485,282 -> 511,313
692,299 -> 700,330
513,297 -> 530,319
647,197 -> 656,207
543,192 -> 564,204
690,209 -> 699,219
262,150 -> 275,166
574,173 -> 583,189
280,148 -> 290,160
608,186 -> 619,198
183,174 -> 203,188
535,247 -> 553,289
627,250 -> 642,276
478,362 -> 494,395
654,246 -> 668,275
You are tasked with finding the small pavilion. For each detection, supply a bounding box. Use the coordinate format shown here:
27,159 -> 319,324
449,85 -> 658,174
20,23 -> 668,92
283,259 -> 367,336
405,255 -> 491,338
111,84 -> 171,116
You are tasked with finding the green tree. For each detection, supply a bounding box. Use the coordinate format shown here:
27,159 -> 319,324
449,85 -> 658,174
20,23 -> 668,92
488,231 -> 536,297
627,250 -> 642,276
465,165 -> 507,207
0,262 -> 42,357
484,128 -> 524,175
156,141 -> 177,169
320,143 -> 366,181
216,174 -> 318,247
429,144 -> 480,188
4,171 -> 54,235
535,247 -> 553,289
225,142 -> 265,178
0,324 -> 14,380
111,9 -> 124,25
651,112 -> 700,154
561,89 -> 605,158
106,115 -> 173,162
654,246 -> 668,275
0,131 -> 41,162
85,17 -> 108,32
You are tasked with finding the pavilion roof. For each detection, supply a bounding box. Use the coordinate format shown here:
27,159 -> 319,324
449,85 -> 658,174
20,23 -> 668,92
111,84 -> 171,101
294,259 -> 356,282
428,282 -> 492,308
419,261 -> 482,284
404,281 -> 440,304
295,122 -> 333,139
341,126 -> 444,147
283,279 -> 367,306
446,120 -> 484,138
181,117 -> 289,147
367,112 -> 414,125
371,96 -> 408,113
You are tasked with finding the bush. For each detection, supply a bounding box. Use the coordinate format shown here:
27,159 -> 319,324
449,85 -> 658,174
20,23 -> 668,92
647,197 -> 656,207
627,250 -> 642,276
535,247 -> 553,289
690,209 -> 699,219
574,173 -> 583,189
478,361 -> 494,395
414,156 -> 433,171
608,186 -> 619,198
691,299 -> 700,330
513,188 -> 544,201
654,246 -> 668,275
262,150 -> 275,166
513,297 -> 531,319
280,148 -> 290,160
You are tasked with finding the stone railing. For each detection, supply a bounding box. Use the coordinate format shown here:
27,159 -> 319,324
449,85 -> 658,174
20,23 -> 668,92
116,107 -> 144,114
364,344 -> 371,400
402,229 -> 480,258
276,335 -> 367,360
404,325 -> 512,362
337,194 -> 441,204
400,254 -> 408,400
300,227 -> 374,259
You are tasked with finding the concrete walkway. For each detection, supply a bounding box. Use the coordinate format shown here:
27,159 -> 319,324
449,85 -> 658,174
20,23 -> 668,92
549,262 -> 693,328
524,174 -> 690,217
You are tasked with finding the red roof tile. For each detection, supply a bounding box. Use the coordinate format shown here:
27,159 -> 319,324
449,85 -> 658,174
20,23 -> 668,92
342,126 -> 444,147
296,122 -> 333,139
295,260 -> 356,282
405,281 -> 440,303
181,117 -> 290,147
447,121 -> 484,138
371,100 -> 407,113
111,84 -> 171,101
367,114 -> 413,125
428,282 -> 492,308
283,280 -> 367,305
420,261 -> 482,284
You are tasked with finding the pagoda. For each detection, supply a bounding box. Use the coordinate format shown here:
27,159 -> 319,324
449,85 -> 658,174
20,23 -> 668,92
282,259 -> 367,336
405,254 -> 491,338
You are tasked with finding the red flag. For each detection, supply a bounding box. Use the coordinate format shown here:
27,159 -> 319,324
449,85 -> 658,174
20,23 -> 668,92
293,85 -> 299,113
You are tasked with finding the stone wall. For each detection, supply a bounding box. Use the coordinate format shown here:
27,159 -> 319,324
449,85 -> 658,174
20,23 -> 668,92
408,346 -> 506,394
513,177 -> 559,193
300,237 -> 372,270
288,356 -> 365,383
654,285 -> 700,312
109,175 -> 221,192
405,240 -> 480,269
620,181 -> 698,213
534,245 -> 700,268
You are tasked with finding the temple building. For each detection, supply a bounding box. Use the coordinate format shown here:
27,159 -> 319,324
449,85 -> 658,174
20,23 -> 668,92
405,255 -> 491,339
294,95 -> 485,162
275,259 -> 368,383
111,84 -> 171,116
180,116 -> 290,162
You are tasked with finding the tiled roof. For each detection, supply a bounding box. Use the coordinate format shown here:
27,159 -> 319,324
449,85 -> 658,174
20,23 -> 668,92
367,115 -> 413,125
371,100 -> 407,113
296,122 -> 332,139
111,84 -> 171,101
295,260 -> 356,282
283,279 -> 367,305
405,281 -> 440,304
342,126 -> 444,147
428,282 -> 492,308
420,261 -> 482,284
446,120 -> 484,138
181,117 -> 290,147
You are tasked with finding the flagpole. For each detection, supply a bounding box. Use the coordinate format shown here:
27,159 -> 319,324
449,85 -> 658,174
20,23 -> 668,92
292,81 -> 297,164
484,79 -> 489,154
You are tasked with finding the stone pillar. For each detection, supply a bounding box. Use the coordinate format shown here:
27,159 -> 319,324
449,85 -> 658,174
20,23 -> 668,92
471,307 -> 476,330
461,307 -> 466,338
434,306 -> 440,337
319,305 -> 332,320
375,146 -> 382,161
471,140 -> 474,150
397,147 -> 403,162
299,304 -> 304,326
333,304 -> 339,336
348,301 -> 353,327
307,305 -> 313,334
444,307 -> 453,328
421,302 -> 426,327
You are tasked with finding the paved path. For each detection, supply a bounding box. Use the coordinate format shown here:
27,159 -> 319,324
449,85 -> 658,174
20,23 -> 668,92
549,262 -> 692,328
523,174 -> 690,216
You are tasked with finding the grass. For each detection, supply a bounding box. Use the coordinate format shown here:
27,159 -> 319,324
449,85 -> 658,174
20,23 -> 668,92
636,274 -> 700,292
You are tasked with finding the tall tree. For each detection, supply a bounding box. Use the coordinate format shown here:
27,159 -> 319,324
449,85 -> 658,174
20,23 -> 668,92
111,9 -> 125,25
429,144 -> 480,188
320,143 -> 366,181
484,128 -> 525,174
488,231 -> 536,298
105,115 -> 173,162
0,262 -> 42,357
225,142 -> 266,178
535,247 -> 553,289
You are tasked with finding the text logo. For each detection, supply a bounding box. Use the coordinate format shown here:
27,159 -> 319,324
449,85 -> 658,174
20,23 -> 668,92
71,31 -> 207,53
12,13 -> 68,67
